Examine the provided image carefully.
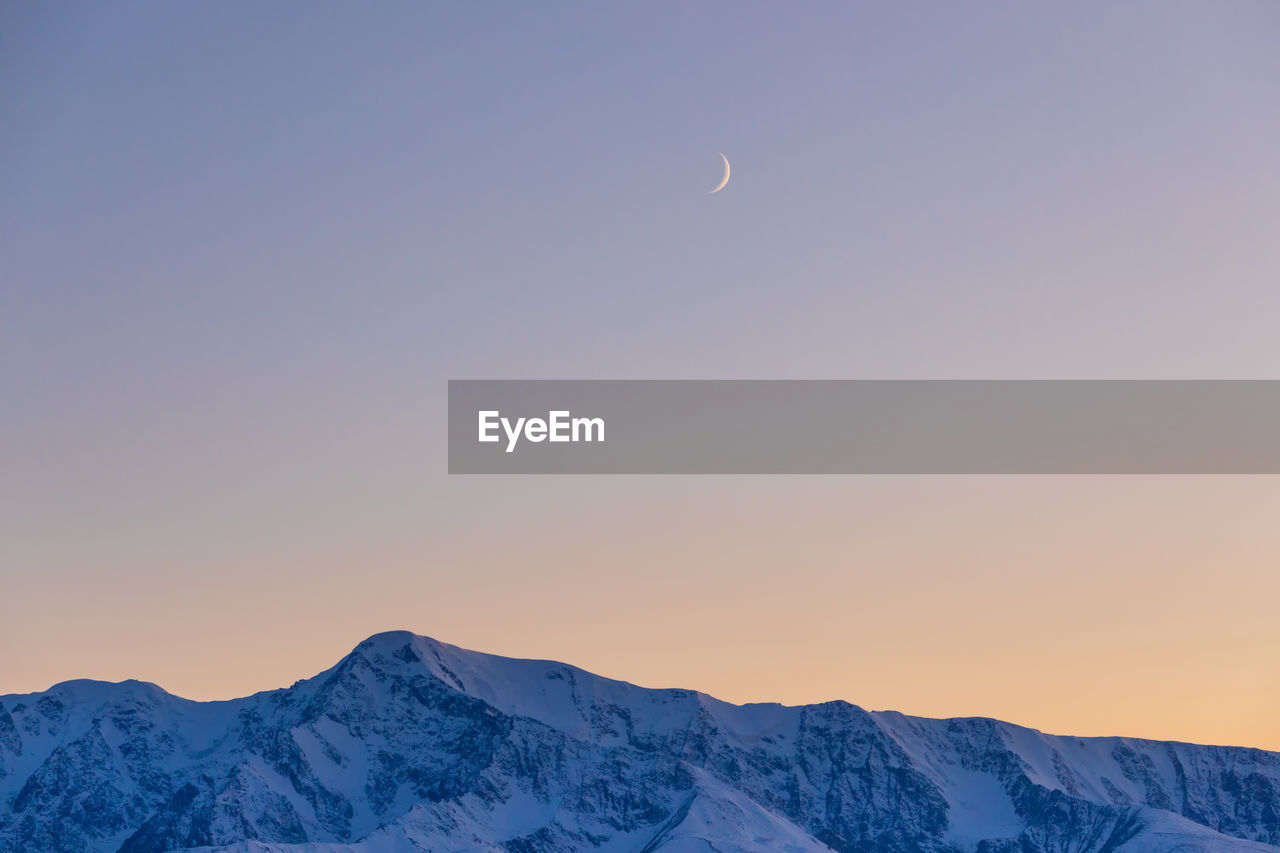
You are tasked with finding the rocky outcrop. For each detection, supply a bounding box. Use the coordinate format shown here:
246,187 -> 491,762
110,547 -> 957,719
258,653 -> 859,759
1,632 -> 1276,852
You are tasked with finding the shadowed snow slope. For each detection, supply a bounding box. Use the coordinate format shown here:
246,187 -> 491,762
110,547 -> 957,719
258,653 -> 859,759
2,631 -> 1277,852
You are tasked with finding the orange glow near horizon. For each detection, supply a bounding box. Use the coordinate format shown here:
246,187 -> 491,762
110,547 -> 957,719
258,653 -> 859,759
5,477 -> 1277,752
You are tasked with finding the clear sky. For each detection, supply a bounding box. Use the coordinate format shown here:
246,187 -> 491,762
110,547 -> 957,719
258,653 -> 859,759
3,3 -> 1279,750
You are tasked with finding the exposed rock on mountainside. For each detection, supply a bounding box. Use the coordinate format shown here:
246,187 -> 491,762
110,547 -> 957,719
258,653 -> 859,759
2,632 -> 1277,852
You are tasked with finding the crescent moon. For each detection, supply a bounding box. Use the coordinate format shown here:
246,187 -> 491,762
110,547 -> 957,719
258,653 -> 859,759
708,153 -> 730,194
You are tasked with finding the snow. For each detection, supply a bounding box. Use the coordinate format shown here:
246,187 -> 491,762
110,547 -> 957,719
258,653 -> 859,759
4,630 -> 1279,853
938,766 -> 1023,849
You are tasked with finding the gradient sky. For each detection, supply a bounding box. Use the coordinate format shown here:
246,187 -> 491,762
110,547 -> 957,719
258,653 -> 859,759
3,3 -> 1279,750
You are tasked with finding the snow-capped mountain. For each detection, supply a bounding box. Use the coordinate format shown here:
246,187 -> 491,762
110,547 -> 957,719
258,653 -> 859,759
2,631 -> 1277,852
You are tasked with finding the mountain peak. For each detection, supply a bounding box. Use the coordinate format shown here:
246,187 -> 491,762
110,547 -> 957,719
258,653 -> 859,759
3,635 -> 1278,853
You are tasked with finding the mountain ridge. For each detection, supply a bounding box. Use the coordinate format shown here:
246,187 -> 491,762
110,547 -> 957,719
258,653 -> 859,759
10,631 -> 1268,753
2,630 -> 1277,852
